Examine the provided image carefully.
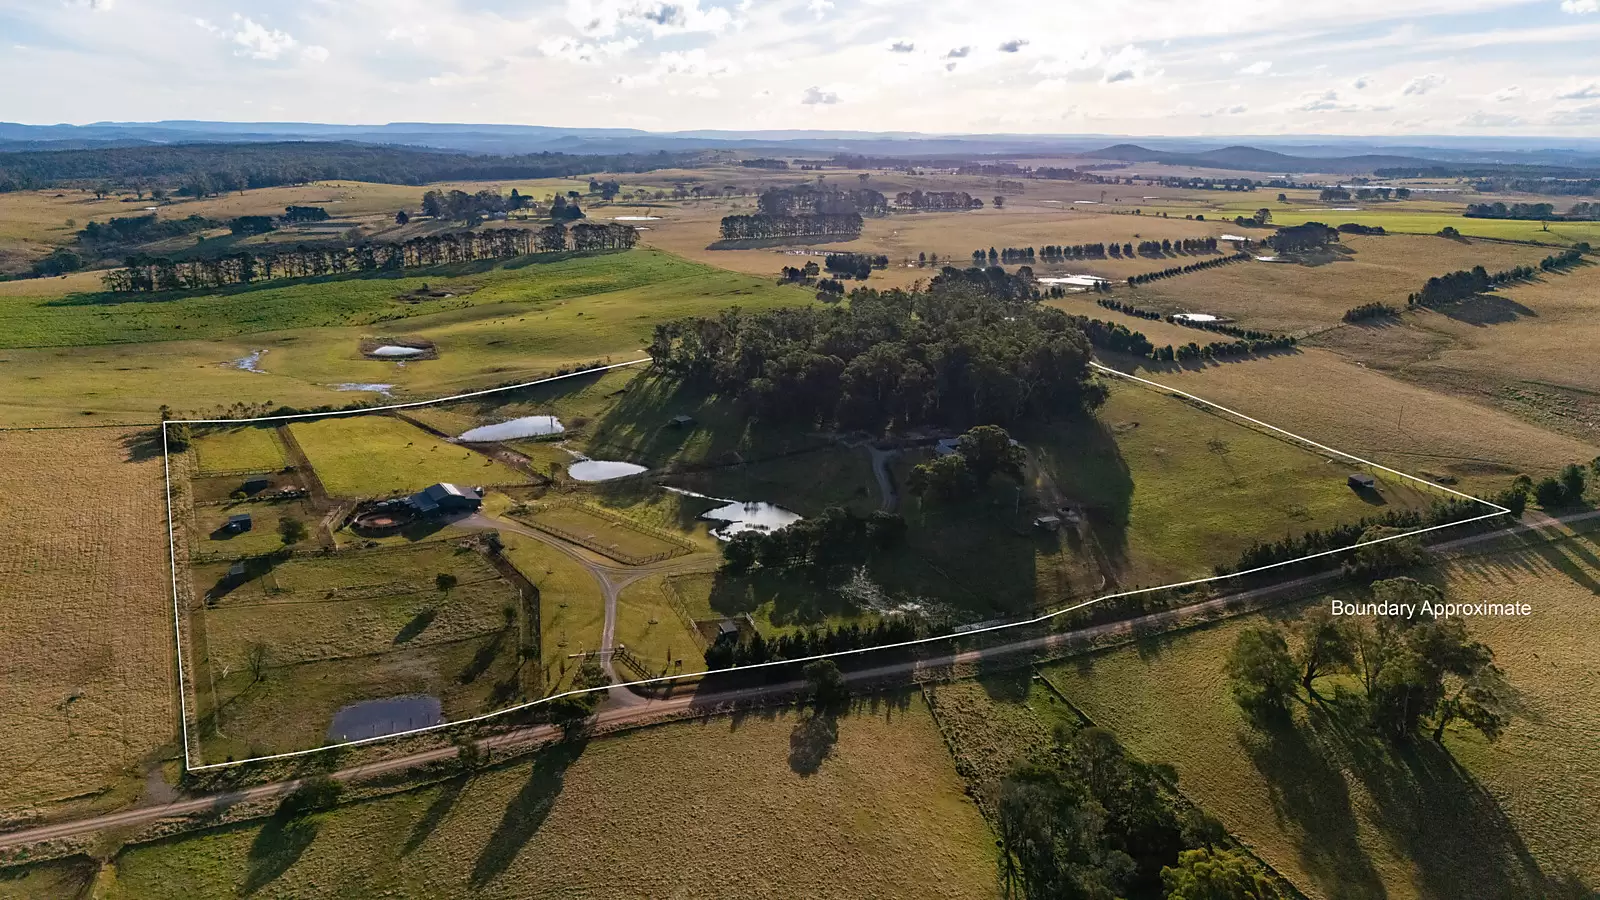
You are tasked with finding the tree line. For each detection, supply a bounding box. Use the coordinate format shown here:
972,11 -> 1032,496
978,237 -> 1221,265
1342,301 -> 1401,322
1465,201 -> 1600,221
1320,186 -> 1411,201
1218,497 -> 1496,579
823,252 -> 889,279
740,158 -> 790,170
99,223 -> 637,293
1126,251 -> 1252,285
758,185 -> 888,217
647,267 -> 1103,432
0,141 -> 685,193
1071,315 -> 1295,363
1265,222 -> 1339,253
997,722 -> 1283,899
703,618 -> 931,670
718,212 -> 863,240
893,189 -> 983,210
720,507 -> 907,579
1408,247 -> 1588,307
78,213 -> 215,246
1148,175 -> 1260,191
1093,297 -> 1288,343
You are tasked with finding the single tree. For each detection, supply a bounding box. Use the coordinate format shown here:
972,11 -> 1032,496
395,209 -> 411,225
1162,847 -> 1283,900
246,642 -> 271,684
278,515 -> 308,546
436,572 -> 459,594
1294,607 -> 1355,694
802,659 -> 848,707
1224,626 -> 1297,717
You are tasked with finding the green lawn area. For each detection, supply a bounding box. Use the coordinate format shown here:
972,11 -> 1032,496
496,532 -> 605,694
100,695 -> 997,900
613,574 -> 708,676
191,425 -> 286,474
290,415 -> 524,498
1032,379 -> 1444,587
194,499 -> 313,558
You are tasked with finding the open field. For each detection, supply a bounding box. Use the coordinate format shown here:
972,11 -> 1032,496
1311,261 -> 1600,444
1098,348 -> 1599,494
289,416 -> 524,498
190,425 -> 286,475
1037,524 -> 1600,899
97,694 -> 996,900
192,499 -> 314,559
612,574 -> 709,676
1125,233 -> 1551,334
0,428 -> 173,817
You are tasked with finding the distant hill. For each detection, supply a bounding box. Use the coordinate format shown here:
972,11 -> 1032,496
1077,143 -> 1440,175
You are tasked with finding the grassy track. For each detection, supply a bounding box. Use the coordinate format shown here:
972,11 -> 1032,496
100,695 -> 997,899
496,532 -> 606,694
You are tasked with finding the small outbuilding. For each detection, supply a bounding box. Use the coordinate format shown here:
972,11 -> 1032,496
1348,473 -> 1377,491
224,513 -> 253,533
406,483 -> 484,516
1033,515 -> 1062,533
242,477 -> 271,494
668,414 -> 696,428
225,561 -> 248,582
716,619 -> 741,640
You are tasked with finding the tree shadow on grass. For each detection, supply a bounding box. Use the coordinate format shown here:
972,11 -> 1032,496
788,708 -> 840,777
457,630 -> 506,685
402,775 -> 468,856
470,738 -> 588,888
394,607 -> 438,644
121,426 -> 166,463
242,814 -> 320,895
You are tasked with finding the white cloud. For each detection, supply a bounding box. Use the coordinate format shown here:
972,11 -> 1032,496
1555,80 -> 1600,99
301,45 -> 329,64
1239,60 -> 1271,75
1218,51 -> 1238,62
944,46 -> 971,59
1459,112 -> 1523,127
539,35 -> 640,64
1352,74 -> 1370,89
65,0 -> 115,9
1293,88 -> 1392,113
806,0 -> 834,19
568,0 -> 735,37
1401,73 -> 1445,95
1548,102 -> 1600,124
801,85 -> 838,104
1491,85 -> 1523,101
385,25 -> 429,45
998,39 -> 1029,53
888,40 -> 915,53
1201,103 -> 1249,117
1561,0 -> 1599,13
1100,44 -> 1159,84
216,15 -> 301,61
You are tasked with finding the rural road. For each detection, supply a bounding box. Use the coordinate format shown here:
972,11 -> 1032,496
3,507 -> 1593,852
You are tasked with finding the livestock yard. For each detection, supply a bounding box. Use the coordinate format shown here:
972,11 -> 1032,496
2,133 -> 1599,900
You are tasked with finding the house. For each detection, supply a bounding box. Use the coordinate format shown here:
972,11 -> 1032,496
242,477 -> 270,494
1348,473 -> 1377,491
406,483 -> 484,516
668,414 -> 696,428
224,513 -> 253,533
1033,515 -> 1062,532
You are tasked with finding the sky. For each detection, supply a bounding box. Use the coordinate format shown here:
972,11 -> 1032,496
2,0 -> 1600,136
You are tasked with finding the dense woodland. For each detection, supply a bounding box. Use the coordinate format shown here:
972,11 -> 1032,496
718,212 -> 863,240
1464,201 -> 1600,220
647,268 -> 1103,431
100,223 -> 637,293
894,189 -> 984,210
757,185 -> 888,217
0,142 -> 684,192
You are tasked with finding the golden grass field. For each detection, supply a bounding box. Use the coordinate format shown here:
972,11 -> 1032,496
0,428 -> 173,817
1037,523 -> 1600,899
99,694 -> 998,900
1099,348 -> 1599,494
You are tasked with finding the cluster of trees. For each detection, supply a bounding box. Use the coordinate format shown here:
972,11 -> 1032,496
229,215 -> 277,236
1337,222 -> 1387,235
100,223 -> 636,293
907,426 -> 1025,502
1265,222 -> 1339,253
980,238 -> 1221,266
703,618 -> 928,670
718,212 -> 863,240
1465,201 -> 1600,221
778,260 -> 820,284
740,158 -> 790,170
420,187 -> 541,221
1126,251 -> 1252,285
1320,186 -> 1411,201
0,141 -> 683,193
646,270 -> 1104,432
77,213 -> 215,246
720,507 -> 907,578
1149,176 -> 1259,191
758,185 -> 888,217
1402,250 -> 1590,308
1526,462 -> 1592,509
585,178 -> 622,200
998,724 -> 1279,899
1218,498 -> 1492,578
893,189 -> 983,210
29,247 -> 84,278
282,205 -> 329,223
823,252 -> 888,279
1226,578 -> 1510,743
1469,177 -> 1600,196
1342,301 -> 1401,322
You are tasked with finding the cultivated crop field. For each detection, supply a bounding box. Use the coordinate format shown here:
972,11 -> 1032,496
98,695 -> 997,900
0,427 -> 173,817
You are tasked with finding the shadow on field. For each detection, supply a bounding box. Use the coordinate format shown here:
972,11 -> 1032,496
121,426 -> 166,463
471,738 -> 588,887
1445,294 -> 1538,327
243,813 -> 320,894
1244,691 -> 1582,899
403,775 -> 469,855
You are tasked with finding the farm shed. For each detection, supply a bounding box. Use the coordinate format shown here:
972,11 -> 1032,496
242,477 -> 270,494
668,414 -> 696,428
224,513 -> 253,533
1348,473 -> 1377,490
407,483 -> 484,516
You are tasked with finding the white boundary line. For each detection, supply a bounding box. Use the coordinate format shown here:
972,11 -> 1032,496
163,359 -> 1509,772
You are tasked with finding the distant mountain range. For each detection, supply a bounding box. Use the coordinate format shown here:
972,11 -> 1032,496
4,121 -> 1600,174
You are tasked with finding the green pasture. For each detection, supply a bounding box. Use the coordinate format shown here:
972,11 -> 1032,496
289,415 -> 524,498
191,425 -> 286,474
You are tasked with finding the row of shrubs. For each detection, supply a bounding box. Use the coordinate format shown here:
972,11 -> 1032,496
1126,251 -> 1252,285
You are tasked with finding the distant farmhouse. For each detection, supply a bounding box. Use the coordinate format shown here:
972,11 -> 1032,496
406,483 -> 484,516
